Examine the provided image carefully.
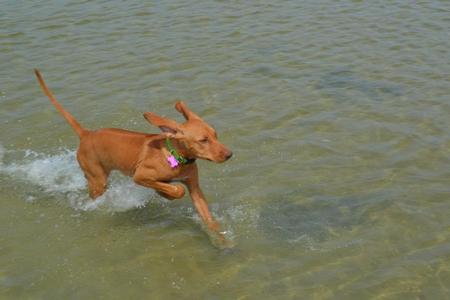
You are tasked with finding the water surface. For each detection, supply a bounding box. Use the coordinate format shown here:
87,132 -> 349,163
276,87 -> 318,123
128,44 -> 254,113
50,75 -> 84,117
1,0 -> 449,299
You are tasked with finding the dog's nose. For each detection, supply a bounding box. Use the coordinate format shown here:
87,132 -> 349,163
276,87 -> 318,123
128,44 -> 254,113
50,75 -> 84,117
225,151 -> 233,160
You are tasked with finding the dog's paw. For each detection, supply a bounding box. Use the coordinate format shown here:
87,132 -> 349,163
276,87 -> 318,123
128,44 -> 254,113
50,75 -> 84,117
208,221 -> 221,232
171,184 -> 185,199
157,191 -> 175,200
157,184 -> 185,200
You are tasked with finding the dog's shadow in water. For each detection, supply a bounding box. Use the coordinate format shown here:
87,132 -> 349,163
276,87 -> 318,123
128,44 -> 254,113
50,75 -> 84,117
258,194 -> 388,246
108,202 -> 240,251
108,201 -> 195,231
259,201 -> 345,244
316,68 -> 404,102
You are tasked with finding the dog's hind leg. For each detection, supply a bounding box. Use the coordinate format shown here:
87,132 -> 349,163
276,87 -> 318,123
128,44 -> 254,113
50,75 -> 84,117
77,150 -> 109,199
85,172 -> 108,199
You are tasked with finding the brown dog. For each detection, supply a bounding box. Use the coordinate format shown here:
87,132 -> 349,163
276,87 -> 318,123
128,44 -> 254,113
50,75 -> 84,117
34,69 -> 232,243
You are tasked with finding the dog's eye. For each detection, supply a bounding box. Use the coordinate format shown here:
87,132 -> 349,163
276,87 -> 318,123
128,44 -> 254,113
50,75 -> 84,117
199,137 -> 209,144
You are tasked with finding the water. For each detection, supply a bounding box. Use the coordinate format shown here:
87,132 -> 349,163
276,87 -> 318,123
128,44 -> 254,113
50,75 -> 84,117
1,0 -> 449,298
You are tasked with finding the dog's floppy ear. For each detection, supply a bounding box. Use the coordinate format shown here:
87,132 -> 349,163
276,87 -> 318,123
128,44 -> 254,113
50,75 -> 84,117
175,101 -> 201,121
143,112 -> 183,135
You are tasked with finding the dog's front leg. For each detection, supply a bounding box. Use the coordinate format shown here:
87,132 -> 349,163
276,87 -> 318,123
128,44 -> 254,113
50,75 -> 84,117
183,165 -> 225,243
133,168 -> 185,199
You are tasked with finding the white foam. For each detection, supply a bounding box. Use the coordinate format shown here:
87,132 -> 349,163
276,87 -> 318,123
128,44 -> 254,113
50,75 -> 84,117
75,179 -> 156,212
3,148 -> 86,193
0,145 -> 156,212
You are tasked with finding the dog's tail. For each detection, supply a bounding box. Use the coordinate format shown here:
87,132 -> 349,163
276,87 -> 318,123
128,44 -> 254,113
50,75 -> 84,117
34,69 -> 86,137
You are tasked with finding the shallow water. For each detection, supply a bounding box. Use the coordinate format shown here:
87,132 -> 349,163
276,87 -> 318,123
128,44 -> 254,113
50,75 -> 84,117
1,0 -> 449,299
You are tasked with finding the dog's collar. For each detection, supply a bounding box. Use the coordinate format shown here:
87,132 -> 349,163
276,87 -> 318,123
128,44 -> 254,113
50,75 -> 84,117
165,138 -> 196,167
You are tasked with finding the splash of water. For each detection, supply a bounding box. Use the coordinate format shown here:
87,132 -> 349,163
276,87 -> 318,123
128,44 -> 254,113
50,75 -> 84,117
0,144 -> 240,243
0,145 -> 156,212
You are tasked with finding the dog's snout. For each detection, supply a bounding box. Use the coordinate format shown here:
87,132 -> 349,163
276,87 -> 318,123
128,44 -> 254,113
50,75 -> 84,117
225,151 -> 233,160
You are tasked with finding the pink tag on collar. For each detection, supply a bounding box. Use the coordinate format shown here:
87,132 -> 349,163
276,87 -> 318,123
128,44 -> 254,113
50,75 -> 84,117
167,155 -> 179,168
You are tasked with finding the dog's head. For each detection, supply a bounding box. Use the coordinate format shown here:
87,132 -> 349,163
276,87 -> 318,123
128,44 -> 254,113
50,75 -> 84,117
143,101 -> 232,163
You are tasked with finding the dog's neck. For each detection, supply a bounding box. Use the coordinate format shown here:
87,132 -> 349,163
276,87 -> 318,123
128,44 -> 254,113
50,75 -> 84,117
165,137 -> 196,165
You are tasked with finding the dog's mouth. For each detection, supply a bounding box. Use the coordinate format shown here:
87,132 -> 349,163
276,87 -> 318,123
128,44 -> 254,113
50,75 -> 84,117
209,157 -> 231,163
201,154 -> 232,163
201,157 -> 217,163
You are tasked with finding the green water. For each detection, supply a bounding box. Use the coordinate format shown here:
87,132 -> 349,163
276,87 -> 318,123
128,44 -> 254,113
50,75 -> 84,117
1,0 -> 449,299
